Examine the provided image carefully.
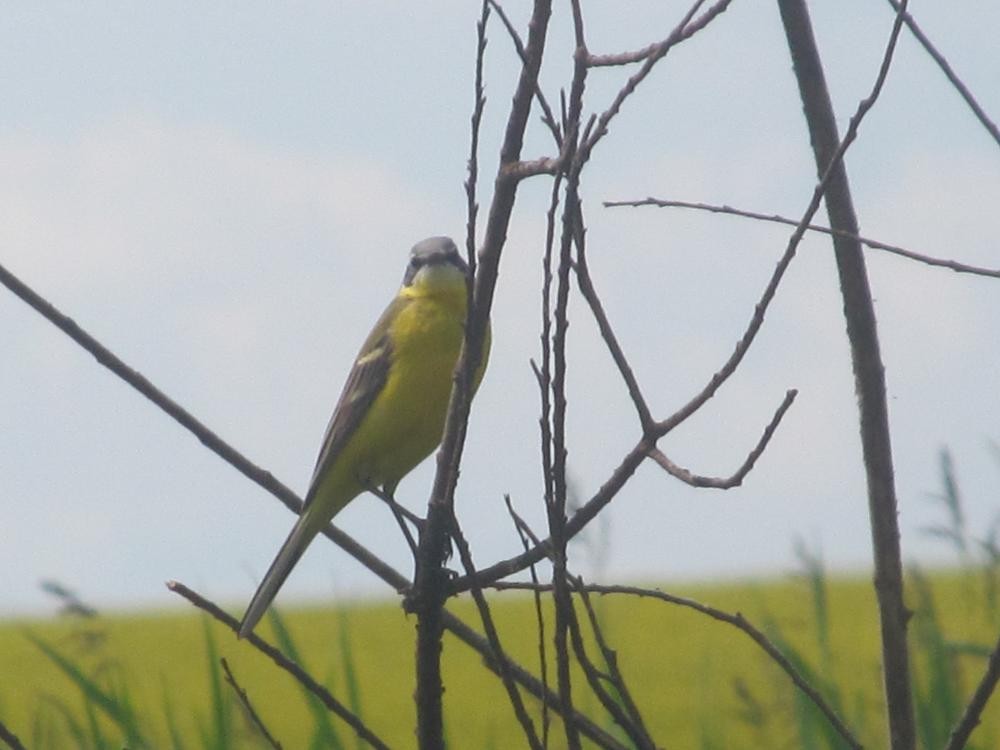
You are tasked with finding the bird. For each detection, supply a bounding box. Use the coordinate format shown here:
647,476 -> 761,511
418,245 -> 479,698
238,236 -> 490,638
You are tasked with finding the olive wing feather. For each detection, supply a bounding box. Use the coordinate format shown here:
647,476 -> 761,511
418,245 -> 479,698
302,298 -> 402,509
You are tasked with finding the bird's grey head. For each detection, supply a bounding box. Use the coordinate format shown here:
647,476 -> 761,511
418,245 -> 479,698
403,236 -> 469,286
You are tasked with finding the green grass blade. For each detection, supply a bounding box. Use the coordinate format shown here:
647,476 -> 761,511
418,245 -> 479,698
267,607 -> 344,750
199,614 -> 230,750
160,673 -> 186,750
82,686 -> 106,749
794,539 -> 833,672
38,695 -> 88,749
763,617 -> 851,750
24,631 -> 146,748
335,607 -> 365,750
910,570 -> 961,749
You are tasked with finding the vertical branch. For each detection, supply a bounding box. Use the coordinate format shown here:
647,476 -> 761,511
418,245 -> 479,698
550,175 -> 583,750
539,173 -> 563,521
464,0 -> 490,273
411,3 -> 553,749
545,4 -> 590,747
505,495 -> 553,746
446,514 -> 543,749
777,2 -> 916,749
535,171 -> 563,746
449,7 -> 543,746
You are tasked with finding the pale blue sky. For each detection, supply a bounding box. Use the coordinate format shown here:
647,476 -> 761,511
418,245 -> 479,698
2,2 -> 999,618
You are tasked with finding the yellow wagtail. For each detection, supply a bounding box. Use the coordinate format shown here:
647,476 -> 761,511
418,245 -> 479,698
239,236 -> 489,637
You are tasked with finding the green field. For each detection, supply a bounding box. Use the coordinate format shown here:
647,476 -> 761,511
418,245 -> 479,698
1,570 -> 997,749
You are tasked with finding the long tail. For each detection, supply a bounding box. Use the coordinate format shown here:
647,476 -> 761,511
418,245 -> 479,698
238,508 -> 324,638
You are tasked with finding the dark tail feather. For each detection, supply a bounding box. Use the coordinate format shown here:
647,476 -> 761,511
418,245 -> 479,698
238,511 -> 321,638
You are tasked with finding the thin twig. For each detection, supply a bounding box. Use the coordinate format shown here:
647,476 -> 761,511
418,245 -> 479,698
456,314 -> 798,590
884,0 -> 1000,149
465,0 -> 490,275
587,0 -> 731,67
455,391 -> 790,593
220,657 -> 284,750
167,581 -> 390,750
574,580 -> 655,749
546,3 -> 590,745
486,0 -> 562,146
943,629 -> 1000,750
648,389 -> 798,488
564,592 -> 653,750
493,581 -> 863,750
504,495 -> 552,747
441,585 -> 628,749
369,487 -> 421,560
509,496 -> 652,747
447,510 -> 543,750
574,233 -> 654,433
583,0 -> 732,155
605,198 -> 1000,279
538,172 -> 564,529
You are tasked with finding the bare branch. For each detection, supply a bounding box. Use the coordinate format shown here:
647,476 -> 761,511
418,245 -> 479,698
368,486 -> 421,560
606,198 -> 1000,279
564,595 -> 654,750
0,260 -> 411,596
451,441 -> 648,593
458,201 -> 812,591
493,581 -> 863,750
650,220 -> 804,438
221,658 -> 284,750
943,629 -> 1000,750
574,233 -> 654,433
587,0 -> 731,67
778,1 -> 916,748
538,173 -> 564,519
583,0 -> 732,155
443,591 -> 629,749
505,495 -> 553,747
486,0 -> 562,146
464,0 -> 490,275
507,492 -> 653,747
885,0 -> 1000,149
546,2 -> 589,740
572,580 -> 655,749
447,511 -> 543,750
166,581 -> 390,750
648,389 -> 797,488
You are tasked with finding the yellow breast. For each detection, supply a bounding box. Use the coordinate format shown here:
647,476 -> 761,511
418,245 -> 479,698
350,281 -> 489,492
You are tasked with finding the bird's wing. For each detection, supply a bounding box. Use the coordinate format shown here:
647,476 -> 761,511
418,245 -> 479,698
302,298 -> 401,509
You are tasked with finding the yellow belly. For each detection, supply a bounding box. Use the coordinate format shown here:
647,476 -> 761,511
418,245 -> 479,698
353,296 -> 466,487
319,291 -> 489,510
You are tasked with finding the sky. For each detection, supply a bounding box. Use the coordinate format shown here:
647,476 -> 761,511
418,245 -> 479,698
2,2 -> 999,619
